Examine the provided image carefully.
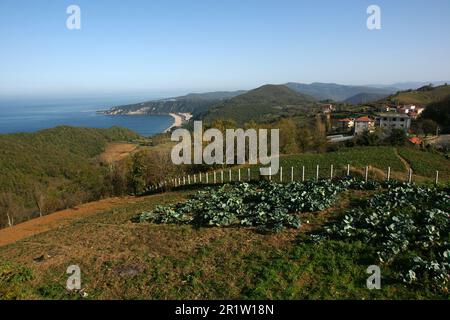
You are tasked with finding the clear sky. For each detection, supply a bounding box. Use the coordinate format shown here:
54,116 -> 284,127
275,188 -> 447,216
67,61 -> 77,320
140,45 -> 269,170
0,0 -> 449,98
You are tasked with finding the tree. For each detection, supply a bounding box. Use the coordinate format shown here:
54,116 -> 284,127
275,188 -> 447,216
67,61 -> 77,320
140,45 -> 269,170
356,130 -> 380,146
32,184 -> 46,217
0,193 -> 19,227
296,126 -> 314,152
386,129 -> 407,146
420,119 -> 439,136
313,115 -> 328,152
420,96 -> 450,133
278,118 -> 300,154
127,151 -> 147,195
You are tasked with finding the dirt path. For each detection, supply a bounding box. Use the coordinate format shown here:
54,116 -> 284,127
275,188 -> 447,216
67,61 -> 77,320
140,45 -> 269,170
394,147 -> 411,171
0,196 -> 139,248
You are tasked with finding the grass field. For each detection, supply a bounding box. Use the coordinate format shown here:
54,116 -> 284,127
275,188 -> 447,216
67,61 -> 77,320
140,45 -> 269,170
278,147 -> 406,178
398,147 -> 450,181
0,187 -> 446,300
386,84 -> 450,105
238,146 -> 448,183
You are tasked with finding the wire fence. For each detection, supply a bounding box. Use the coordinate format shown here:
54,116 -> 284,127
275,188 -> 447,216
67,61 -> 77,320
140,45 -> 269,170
146,164 -> 443,193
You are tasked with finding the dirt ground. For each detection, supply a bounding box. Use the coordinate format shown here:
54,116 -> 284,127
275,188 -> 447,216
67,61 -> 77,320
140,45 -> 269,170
0,196 -> 141,248
99,142 -> 138,163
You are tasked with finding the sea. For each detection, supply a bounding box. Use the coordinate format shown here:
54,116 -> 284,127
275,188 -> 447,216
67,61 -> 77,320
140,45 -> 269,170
0,95 -> 173,137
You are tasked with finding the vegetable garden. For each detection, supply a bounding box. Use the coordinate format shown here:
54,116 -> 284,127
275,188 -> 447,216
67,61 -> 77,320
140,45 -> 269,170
138,178 -> 449,293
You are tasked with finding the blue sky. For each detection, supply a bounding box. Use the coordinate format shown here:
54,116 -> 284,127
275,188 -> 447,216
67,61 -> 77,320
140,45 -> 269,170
0,0 -> 449,98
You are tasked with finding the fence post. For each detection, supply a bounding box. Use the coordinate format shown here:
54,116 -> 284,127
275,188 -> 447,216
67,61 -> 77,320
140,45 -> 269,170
291,167 -> 294,182
229,169 -> 232,182
269,167 -> 272,181
302,166 -> 305,182
214,171 -> 217,184
221,171 -> 224,183
408,169 -> 413,184
238,169 -> 241,182
194,174 -> 196,184
206,173 -> 209,184
316,165 -> 320,181
248,168 -> 251,181
330,165 -> 334,180
365,166 -> 369,182
435,171 -> 439,184
188,175 -> 191,185
347,164 -> 350,176
199,173 -> 202,183
183,176 -> 186,185
280,167 -> 283,183
387,167 -> 391,181
179,178 -> 181,186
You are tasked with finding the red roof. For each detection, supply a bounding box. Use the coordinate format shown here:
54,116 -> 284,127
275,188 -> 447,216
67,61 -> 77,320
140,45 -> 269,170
355,116 -> 373,122
338,118 -> 353,122
409,137 -> 422,145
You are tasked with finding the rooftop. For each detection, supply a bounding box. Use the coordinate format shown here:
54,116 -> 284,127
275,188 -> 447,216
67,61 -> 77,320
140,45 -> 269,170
377,113 -> 410,118
338,118 -> 353,122
355,116 -> 373,122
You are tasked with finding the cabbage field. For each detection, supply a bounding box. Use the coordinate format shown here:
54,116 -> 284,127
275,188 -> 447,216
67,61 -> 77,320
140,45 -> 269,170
138,178 -> 449,293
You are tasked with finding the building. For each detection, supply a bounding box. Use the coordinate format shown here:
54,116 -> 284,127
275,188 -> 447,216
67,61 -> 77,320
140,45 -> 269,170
337,118 -> 354,130
377,105 -> 393,113
409,137 -> 422,145
376,113 -> 411,132
397,105 -> 425,118
354,116 -> 375,135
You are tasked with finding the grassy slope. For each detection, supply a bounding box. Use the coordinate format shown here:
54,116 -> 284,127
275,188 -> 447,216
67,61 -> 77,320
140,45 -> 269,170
385,84 -> 450,105
278,147 -> 405,176
398,147 -> 450,180
246,146 -> 449,182
0,189 -> 444,300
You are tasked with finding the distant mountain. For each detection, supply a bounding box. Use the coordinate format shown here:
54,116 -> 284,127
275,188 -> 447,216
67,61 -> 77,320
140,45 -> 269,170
369,81 -> 450,91
382,84 -> 450,106
344,92 -> 390,105
201,84 -> 318,124
285,82 -> 396,102
104,91 -> 246,117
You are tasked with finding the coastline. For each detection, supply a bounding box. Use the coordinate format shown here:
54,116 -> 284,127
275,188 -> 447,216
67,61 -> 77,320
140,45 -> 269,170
164,113 -> 183,133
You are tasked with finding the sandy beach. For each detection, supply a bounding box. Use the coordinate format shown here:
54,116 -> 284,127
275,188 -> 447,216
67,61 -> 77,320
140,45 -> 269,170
164,113 -> 183,132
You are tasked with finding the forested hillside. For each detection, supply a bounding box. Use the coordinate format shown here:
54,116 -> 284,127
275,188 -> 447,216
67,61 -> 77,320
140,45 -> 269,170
0,126 -> 140,228
105,91 -> 246,117
201,85 -> 318,124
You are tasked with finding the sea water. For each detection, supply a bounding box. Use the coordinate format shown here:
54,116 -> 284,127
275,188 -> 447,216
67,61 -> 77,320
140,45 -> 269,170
0,96 -> 173,137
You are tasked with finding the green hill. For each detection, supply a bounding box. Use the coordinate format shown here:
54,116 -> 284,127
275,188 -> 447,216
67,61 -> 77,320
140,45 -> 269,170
286,82 -> 395,102
384,84 -> 450,105
201,84 -> 318,124
0,126 -> 140,227
344,92 -> 390,105
104,91 -> 246,117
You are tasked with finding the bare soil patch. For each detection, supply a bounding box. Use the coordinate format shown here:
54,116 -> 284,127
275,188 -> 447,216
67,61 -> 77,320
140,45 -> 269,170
99,142 -> 138,163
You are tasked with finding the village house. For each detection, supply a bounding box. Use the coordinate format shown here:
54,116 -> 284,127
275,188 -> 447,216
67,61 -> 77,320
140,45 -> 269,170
375,113 -> 411,132
397,105 -> 425,119
337,118 -> 354,130
353,116 -> 375,135
377,105 -> 393,113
